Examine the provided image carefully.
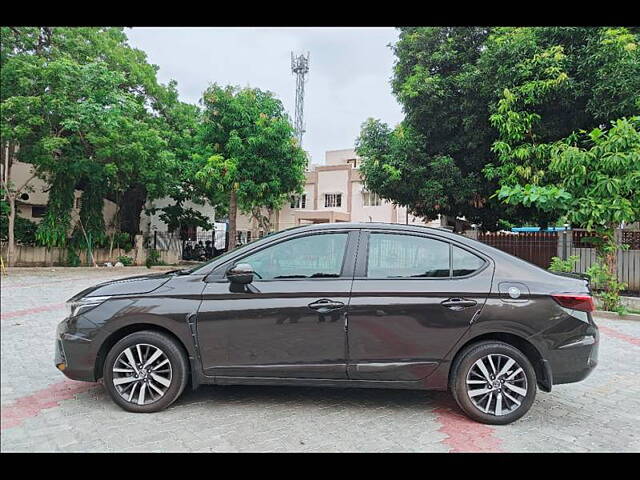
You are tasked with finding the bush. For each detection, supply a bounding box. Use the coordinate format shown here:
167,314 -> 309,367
586,262 -> 628,314
117,255 -> 134,266
66,246 -> 81,267
145,249 -> 165,268
548,255 -> 580,273
0,215 -> 38,246
96,232 -> 134,253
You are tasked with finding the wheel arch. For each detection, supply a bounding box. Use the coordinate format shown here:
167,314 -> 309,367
94,323 -> 191,382
448,332 -> 552,392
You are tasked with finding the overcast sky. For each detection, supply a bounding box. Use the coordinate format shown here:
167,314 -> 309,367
126,27 -> 404,165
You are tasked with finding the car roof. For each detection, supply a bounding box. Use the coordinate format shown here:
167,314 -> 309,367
283,222 -> 456,235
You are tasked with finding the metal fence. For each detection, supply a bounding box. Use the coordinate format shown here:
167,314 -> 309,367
147,230 -> 229,261
565,230 -> 640,293
475,231 -> 559,270
181,231 -> 226,261
466,229 -> 640,295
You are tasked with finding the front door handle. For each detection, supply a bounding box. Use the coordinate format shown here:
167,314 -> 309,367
441,297 -> 477,310
308,298 -> 345,313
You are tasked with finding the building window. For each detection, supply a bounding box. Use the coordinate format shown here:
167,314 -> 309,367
75,197 -> 82,209
347,158 -> 357,168
31,206 -> 47,218
324,193 -> 342,208
290,194 -> 307,209
362,191 -> 381,206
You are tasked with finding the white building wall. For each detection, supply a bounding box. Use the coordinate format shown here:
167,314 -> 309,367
325,149 -> 358,166
351,181 -> 396,223
317,169 -> 349,213
9,161 -> 118,232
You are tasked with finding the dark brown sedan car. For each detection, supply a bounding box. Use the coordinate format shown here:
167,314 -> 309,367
55,223 -> 598,424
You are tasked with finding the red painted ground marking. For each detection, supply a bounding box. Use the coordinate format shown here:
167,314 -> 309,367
0,302 -> 66,321
1,379 -> 99,430
598,325 -> 640,347
434,403 -> 503,453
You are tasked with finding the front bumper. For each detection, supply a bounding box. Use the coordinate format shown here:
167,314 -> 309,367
55,317 -> 99,382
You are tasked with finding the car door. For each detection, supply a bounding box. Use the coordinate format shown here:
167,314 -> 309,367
347,230 -> 493,382
196,229 -> 359,379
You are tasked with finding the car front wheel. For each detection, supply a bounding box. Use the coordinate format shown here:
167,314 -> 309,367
451,341 -> 537,425
103,330 -> 188,413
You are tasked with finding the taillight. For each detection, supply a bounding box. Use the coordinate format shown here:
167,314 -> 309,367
551,294 -> 596,312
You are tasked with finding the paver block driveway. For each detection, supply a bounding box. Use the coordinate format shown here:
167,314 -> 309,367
1,267 -> 639,452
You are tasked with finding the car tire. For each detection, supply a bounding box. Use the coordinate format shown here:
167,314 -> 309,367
103,330 -> 188,413
450,341 -> 537,425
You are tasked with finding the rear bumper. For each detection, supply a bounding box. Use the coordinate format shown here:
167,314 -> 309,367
546,324 -> 599,386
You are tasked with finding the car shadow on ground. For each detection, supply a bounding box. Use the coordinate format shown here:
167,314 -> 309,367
174,383 -> 460,413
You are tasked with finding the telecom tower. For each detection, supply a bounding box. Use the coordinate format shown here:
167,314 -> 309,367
291,51 -> 310,147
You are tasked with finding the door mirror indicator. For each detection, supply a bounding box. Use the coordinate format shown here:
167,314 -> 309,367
227,263 -> 255,284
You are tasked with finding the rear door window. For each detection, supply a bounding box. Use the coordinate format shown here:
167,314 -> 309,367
452,245 -> 485,277
366,233 -> 450,278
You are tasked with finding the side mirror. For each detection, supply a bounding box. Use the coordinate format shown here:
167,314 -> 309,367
226,263 -> 254,284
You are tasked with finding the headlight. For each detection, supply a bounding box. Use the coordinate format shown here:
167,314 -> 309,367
67,296 -> 111,317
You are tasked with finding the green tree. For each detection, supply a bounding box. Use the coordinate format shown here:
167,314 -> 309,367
484,28 -> 640,311
356,119 -> 476,220
195,85 -> 307,249
357,27 -> 640,230
1,27 -> 185,264
145,82 -> 220,237
496,117 -> 640,310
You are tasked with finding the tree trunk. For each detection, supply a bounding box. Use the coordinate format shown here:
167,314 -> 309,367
7,194 -> 16,267
3,142 -> 16,267
251,217 -> 259,242
605,250 -> 617,278
119,184 -> 147,237
262,208 -> 273,234
602,229 -> 618,281
597,228 -> 620,311
228,189 -> 238,251
250,207 -> 269,239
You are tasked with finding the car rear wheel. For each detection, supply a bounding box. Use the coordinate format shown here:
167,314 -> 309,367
103,331 -> 188,413
451,341 -> 536,425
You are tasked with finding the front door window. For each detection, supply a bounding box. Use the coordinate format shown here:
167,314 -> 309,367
239,233 -> 348,280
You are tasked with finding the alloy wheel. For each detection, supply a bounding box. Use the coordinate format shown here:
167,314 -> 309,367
466,353 -> 528,416
112,343 -> 173,406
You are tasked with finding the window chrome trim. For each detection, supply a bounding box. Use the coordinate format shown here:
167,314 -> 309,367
206,230 -> 357,282
358,230 -> 491,281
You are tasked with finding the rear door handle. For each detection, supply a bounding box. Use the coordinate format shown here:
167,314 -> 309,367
308,298 -> 345,313
441,298 -> 477,310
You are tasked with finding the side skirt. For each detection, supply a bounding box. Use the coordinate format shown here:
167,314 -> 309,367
197,374 -> 446,391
